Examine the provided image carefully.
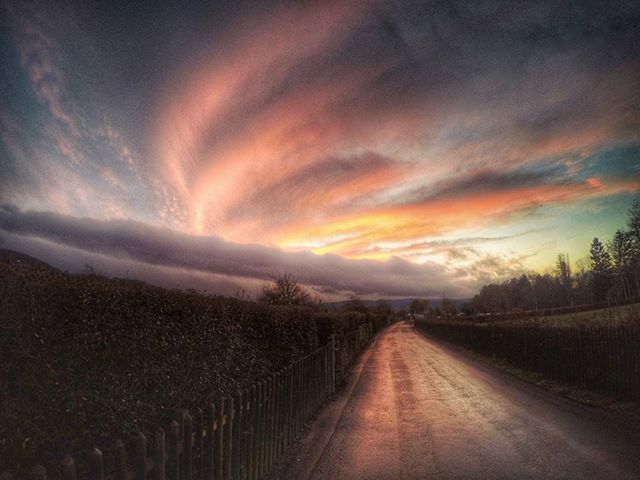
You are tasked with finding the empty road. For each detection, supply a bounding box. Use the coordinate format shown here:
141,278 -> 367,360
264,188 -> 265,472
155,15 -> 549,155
282,322 -> 640,479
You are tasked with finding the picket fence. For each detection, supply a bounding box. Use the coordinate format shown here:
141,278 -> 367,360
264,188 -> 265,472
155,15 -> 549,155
2,321 -> 383,480
414,320 -> 640,401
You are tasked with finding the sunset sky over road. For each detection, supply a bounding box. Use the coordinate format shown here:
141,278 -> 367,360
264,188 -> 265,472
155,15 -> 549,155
1,0 -> 639,299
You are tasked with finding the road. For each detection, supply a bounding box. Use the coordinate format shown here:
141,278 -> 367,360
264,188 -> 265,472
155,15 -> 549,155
281,322 -> 640,479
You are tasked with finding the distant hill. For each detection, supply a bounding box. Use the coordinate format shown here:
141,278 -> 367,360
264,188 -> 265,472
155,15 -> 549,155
325,297 -> 470,312
0,248 -> 58,271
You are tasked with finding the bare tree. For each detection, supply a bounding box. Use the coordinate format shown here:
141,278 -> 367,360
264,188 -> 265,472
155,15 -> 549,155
409,299 -> 430,318
555,253 -> 572,305
343,294 -> 369,314
590,238 -> 613,301
441,295 -> 455,320
259,273 -> 314,306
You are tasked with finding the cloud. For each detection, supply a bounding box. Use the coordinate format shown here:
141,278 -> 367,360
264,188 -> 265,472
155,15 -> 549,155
145,0 -> 640,247
0,205 -> 515,299
274,171 -> 639,260
396,166 -> 566,205
1,0 -> 639,291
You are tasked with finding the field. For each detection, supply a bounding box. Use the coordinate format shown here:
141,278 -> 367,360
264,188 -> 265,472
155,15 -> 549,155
477,302 -> 640,327
530,302 -> 640,326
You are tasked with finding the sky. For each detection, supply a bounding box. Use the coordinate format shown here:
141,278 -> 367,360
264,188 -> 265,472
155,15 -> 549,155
1,0 -> 639,300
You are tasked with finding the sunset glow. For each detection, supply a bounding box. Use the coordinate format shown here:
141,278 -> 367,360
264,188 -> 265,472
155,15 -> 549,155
1,0 -> 639,299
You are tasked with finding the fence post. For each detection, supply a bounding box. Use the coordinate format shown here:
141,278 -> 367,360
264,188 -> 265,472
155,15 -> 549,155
154,427 -> 166,480
114,440 -> 127,480
88,448 -> 104,480
274,373 -> 280,470
246,389 -> 252,480
134,432 -> 148,480
267,376 -> 275,473
30,465 -> 46,480
287,366 -> 294,449
255,382 -> 263,480
169,421 -> 180,480
183,412 -> 193,480
223,397 -> 234,480
61,456 -> 77,480
329,334 -> 336,395
195,409 -> 204,480
241,390 -> 250,480
206,404 -> 217,480
232,392 -> 242,480
249,385 -> 257,480
215,401 -> 224,480
263,380 -> 270,479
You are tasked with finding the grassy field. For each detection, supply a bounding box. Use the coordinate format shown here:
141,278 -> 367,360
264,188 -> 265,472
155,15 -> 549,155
497,302 -> 640,327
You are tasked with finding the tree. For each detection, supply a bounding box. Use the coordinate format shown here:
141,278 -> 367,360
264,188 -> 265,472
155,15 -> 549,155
608,230 -> 634,299
555,253 -> 572,305
441,295 -> 456,320
409,299 -> 422,316
590,238 -> 613,301
423,299 -> 432,319
628,194 -> 640,242
259,273 -> 313,306
375,300 -> 392,316
625,195 -> 640,296
462,195 -> 640,312
409,299 -> 430,318
343,294 -> 369,314
573,255 -> 593,305
461,302 -> 475,316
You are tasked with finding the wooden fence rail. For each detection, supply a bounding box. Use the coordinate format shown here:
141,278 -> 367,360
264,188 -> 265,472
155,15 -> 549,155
2,319 -> 391,480
414,320 -> 640,401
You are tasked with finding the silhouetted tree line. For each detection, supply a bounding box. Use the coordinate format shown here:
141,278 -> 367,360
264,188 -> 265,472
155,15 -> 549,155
467,194 -> 640,314
409,297 -> 458,319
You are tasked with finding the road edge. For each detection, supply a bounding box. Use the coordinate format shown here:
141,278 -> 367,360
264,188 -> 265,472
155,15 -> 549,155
412,325 -> 640,422
272,325 -> 390,479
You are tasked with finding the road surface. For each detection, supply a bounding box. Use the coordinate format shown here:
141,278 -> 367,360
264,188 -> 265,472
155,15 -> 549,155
281,322 -> 640,479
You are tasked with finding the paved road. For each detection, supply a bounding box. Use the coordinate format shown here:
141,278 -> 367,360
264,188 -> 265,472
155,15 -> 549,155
283,322 -> 640,479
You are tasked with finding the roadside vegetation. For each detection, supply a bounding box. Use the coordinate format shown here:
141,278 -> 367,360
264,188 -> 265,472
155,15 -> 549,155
408,195 -> 640,321
0,254 -> 392,469
465,194 -> 640,316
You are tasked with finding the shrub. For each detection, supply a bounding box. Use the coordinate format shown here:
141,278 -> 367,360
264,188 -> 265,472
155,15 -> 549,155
0,257 -> 322,468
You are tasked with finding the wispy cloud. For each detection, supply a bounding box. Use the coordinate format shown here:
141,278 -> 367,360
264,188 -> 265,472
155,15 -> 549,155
1,0 -> 639,297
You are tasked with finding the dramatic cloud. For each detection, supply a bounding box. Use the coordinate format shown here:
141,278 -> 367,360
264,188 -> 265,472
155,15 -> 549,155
0,205 -> 493,298
1,0 -> 639,297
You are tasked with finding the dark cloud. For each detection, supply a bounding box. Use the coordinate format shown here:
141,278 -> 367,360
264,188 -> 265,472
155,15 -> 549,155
0,205 -> 482,298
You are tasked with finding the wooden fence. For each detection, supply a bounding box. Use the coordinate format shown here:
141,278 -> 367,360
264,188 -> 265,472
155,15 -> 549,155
414,320 -> 640,401
1,320 -> 389,480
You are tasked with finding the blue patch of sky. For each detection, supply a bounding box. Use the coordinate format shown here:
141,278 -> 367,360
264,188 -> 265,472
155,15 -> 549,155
578,143 -> 640,179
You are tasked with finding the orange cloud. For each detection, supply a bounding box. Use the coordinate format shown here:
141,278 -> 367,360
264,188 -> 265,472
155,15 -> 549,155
148,0 -> 639,268
274,176 -> 640,260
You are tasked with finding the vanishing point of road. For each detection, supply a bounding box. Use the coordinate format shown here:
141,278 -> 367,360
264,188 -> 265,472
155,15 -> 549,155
281,322 -> 640,480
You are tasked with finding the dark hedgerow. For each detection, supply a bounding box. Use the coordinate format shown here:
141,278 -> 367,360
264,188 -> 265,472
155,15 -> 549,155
0,253 -> 386,470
